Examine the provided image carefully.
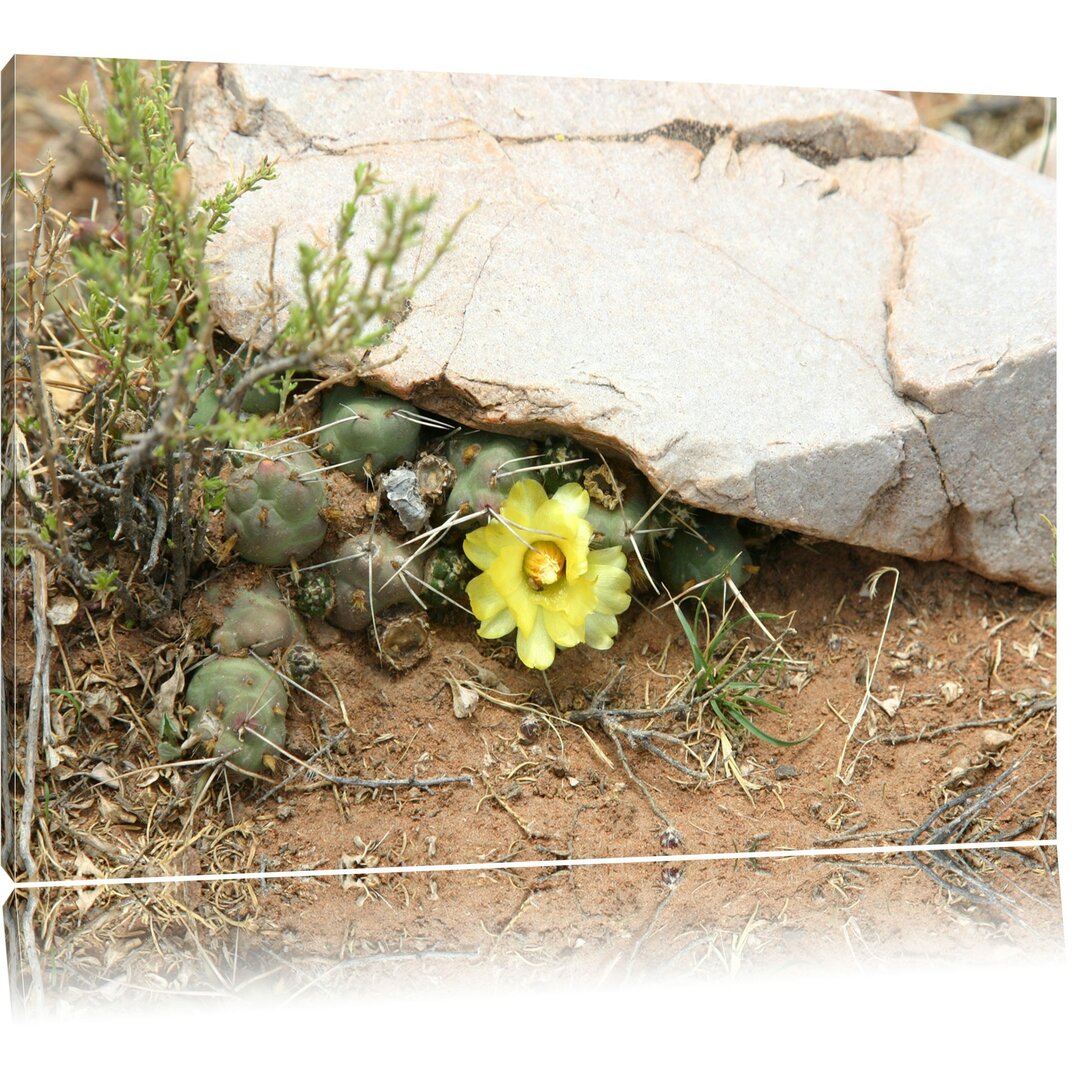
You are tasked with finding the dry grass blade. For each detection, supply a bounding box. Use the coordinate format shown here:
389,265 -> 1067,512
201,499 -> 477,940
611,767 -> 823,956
835,567 -> 899,785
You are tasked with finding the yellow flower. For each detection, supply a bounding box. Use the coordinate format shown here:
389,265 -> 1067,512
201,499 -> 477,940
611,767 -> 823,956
463,479 -> 633,670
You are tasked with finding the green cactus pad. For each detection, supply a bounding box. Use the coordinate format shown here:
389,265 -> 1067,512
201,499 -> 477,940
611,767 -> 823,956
224,446 -> 328,566
442,432 -> 536,519
326,531 -> 416,632
285,642 -> 321,684
421,544 -> 474,611
657,514 -> 750,604
318,387 -> 424,479
295,569 -> 336,620
212,581 -> 305,657
186,657 -> 288,775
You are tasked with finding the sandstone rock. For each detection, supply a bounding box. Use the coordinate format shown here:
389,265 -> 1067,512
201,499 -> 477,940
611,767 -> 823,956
181,66 -> 1056,593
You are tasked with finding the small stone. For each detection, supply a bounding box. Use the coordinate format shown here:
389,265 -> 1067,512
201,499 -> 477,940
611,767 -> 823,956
981,729 -> 1014,753
519,714 -> 542,743
775,764 -> 799,780
940,680 -> 965,705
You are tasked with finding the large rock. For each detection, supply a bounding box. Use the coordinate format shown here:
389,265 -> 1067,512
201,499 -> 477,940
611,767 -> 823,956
181,66 -> 1056,593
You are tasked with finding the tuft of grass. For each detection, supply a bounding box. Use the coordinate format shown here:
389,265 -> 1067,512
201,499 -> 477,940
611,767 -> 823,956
672,594 -> 816,748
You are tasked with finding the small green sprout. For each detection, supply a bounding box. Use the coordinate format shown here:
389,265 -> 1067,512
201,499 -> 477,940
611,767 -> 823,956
90,569 -> 121,598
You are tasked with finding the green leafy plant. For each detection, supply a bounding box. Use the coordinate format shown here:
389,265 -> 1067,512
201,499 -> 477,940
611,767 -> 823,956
672,597 -> 814,748
11,59 -> 466,624
277,162 -> 467,362
89,568 -> 121,600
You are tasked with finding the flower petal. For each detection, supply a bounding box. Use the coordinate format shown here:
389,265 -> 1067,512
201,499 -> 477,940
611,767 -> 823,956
517,620 -> 555,670
502,479 -> 549,527
462,527 -> 498,571
591,563 -> 633,614
467,572 -> 509,621
478,607 -> 517,639
550,483 -> 590,519
584,612 -> 619,649
542,606 -> 583,648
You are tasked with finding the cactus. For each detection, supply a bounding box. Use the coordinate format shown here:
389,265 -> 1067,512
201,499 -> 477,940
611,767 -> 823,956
295,569 -> 336,620
538,434 -> 592,491
224,445 -> 327,565
441,432 -> 536,520
656,513 -> 750,604
186,657 -> 288,775
421,544 -> 474,612
318,386 -> 424,480
285,642 -> 321,684
189,355 -> 288,431
585,486 -> 657,592
212,580 -> 305,656
585,485 -> 651,553
326,530 -> 416,632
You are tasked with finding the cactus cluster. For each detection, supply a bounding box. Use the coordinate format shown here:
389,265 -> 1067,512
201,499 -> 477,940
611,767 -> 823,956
210,375 -> 762,683
224,445 -> 327,565
319,386 -> 424,480
186,657 -> 288,775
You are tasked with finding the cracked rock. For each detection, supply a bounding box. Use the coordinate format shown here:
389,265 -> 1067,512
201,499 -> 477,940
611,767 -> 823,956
181,66 -> 1055,593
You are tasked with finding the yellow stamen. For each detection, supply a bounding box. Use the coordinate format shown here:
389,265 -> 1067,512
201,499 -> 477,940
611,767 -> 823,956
523,541 -> 566,590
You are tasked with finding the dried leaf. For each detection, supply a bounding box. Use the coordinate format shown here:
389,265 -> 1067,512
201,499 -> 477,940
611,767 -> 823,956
457,660 -> 512,694
89,761 -> 121,790
74,850 -> 101,879
83,687 -> 120,727
877,693 -> 903,718
155,660 -> 187,740
47,595 -> 79,626
74,850 -> 104,914
97,794 -> 137,825
448,678 -> 479,719
940,681 -> 965,705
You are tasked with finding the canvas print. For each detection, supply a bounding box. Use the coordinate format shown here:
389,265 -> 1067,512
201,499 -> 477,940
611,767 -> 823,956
1,57 -> 1058,1008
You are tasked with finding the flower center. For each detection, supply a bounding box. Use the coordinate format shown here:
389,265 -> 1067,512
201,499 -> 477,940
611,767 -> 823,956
523,541 -> 566,590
